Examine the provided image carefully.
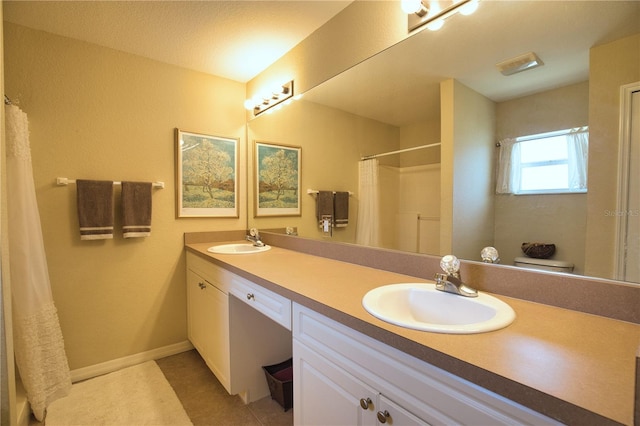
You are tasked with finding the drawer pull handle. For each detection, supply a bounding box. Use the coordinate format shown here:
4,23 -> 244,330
198,282 -> 206,290
246,293 -> 255,301
377,410 -> 390,423
359,397 -> 372,410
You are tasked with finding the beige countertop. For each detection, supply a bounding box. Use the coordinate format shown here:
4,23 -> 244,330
186,241 -> 640,425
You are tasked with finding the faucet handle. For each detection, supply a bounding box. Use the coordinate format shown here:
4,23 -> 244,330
440,255 -> 460,277
481,247 -> 500,263
249,228 -> 260,238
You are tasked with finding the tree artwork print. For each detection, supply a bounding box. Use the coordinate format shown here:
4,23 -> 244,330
176,129 -> 238,217
255,142 -> 301,217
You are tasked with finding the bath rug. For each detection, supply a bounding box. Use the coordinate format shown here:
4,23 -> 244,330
45,361 -> 192,425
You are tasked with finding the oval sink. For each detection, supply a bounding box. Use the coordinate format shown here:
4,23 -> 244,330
207,243 -> 271,254
362,283 -> 515,334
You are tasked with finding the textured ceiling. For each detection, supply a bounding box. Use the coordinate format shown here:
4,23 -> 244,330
3,0 -> 353,83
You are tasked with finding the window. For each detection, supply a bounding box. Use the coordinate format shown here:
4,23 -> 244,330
496,127 -> 588,195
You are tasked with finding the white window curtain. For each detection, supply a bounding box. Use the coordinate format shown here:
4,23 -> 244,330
495,138 -> 520,194
355,158 -> 380,246
567,128 -> 589,191
495,129 -> 588,194
6,104 -> 71,420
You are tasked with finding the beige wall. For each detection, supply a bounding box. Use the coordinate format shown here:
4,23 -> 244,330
585,33 -> 640,278
3,0 -> 412,372
441,79 -> 495,260
247,1 -> 407,111
494,82 -> 589,273
3,23 -> 246,369
496,81 -> 589,140
247,99 -> 398,244
399,118 -> 441,167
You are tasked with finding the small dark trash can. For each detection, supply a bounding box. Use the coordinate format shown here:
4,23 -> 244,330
262,358 -> 293,411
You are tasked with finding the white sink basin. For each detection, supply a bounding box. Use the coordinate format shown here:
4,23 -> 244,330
207,243 -> 271,254
362,283 -> 515,334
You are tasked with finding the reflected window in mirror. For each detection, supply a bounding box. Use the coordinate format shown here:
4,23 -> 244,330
496,127 -> 589,195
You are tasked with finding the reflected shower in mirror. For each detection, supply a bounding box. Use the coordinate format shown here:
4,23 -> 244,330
247,0 -> 640,284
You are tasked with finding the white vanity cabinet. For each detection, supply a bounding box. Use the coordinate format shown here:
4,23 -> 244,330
186,253 -> 232,390
293,304 -> 561,426
295,340 -> 423,425
186,252 -> 292,403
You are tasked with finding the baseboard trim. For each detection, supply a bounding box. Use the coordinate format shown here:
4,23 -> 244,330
70,340 -> 194,383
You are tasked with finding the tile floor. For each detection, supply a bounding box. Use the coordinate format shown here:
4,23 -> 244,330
29,349 -> 293,426
157,350 -> 293,426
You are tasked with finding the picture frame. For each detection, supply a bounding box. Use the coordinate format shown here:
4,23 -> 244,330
254,141 -> 301,217
175,129 -> 239,218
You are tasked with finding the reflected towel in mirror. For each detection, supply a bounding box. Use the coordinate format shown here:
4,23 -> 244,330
334,191 -> 349,227
316,191 -> 333,227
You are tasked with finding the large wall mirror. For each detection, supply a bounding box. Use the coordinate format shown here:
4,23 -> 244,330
247,1 -> 640,285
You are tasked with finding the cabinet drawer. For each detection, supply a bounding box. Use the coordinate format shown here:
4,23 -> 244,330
229,274 -> 292,330
186,252 -> 231,293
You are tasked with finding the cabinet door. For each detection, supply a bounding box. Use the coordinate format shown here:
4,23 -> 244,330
377,395 -> 430,426
186,269 -> 231,391
294,339 -> 377,426
187,269 -> 209,353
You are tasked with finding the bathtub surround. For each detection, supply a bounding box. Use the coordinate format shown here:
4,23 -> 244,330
76,179 -> 115,240
5,104 -> 71,420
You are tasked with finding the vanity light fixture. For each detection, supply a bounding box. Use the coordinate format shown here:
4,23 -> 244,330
245,80 -> 294,116
403,0 -> 478,33
496,52 -> 544,76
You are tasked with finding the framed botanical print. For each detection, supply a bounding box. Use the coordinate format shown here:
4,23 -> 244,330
254,141 -> 301,217
176,129 -> 239,217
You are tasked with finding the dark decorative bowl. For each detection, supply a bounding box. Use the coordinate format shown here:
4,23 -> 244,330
521,242 -> 556,259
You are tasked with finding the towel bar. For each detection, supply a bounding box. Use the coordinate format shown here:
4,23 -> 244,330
56,177 -> 165,189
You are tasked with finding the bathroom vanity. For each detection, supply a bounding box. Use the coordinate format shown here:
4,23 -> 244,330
185,232 -> 640,425
186,251 -> 292,403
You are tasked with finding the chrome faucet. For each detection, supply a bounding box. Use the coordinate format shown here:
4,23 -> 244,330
481,247 -> 500,264
434,255 -> 478,298
246,228 -> 265,247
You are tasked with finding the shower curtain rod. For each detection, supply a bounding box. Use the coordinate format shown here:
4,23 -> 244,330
360,142 -> 441,160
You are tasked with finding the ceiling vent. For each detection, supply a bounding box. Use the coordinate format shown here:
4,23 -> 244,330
496,52 -> 544,76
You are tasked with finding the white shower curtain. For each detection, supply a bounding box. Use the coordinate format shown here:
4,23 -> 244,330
355,158 -> 380,246
495,138 -> 520,194
6,104 -> 71,420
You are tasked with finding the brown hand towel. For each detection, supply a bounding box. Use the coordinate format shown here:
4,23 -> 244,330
316,191 -> 334,228
76,180 -> 114,240
334,192 -> 349,227
121,181 -> 152,238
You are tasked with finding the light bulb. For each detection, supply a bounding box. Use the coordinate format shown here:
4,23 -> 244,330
243,99 -> 255,111
459,0 -> 478,15
426,18 -> 444,31
401,0 -> 423,14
